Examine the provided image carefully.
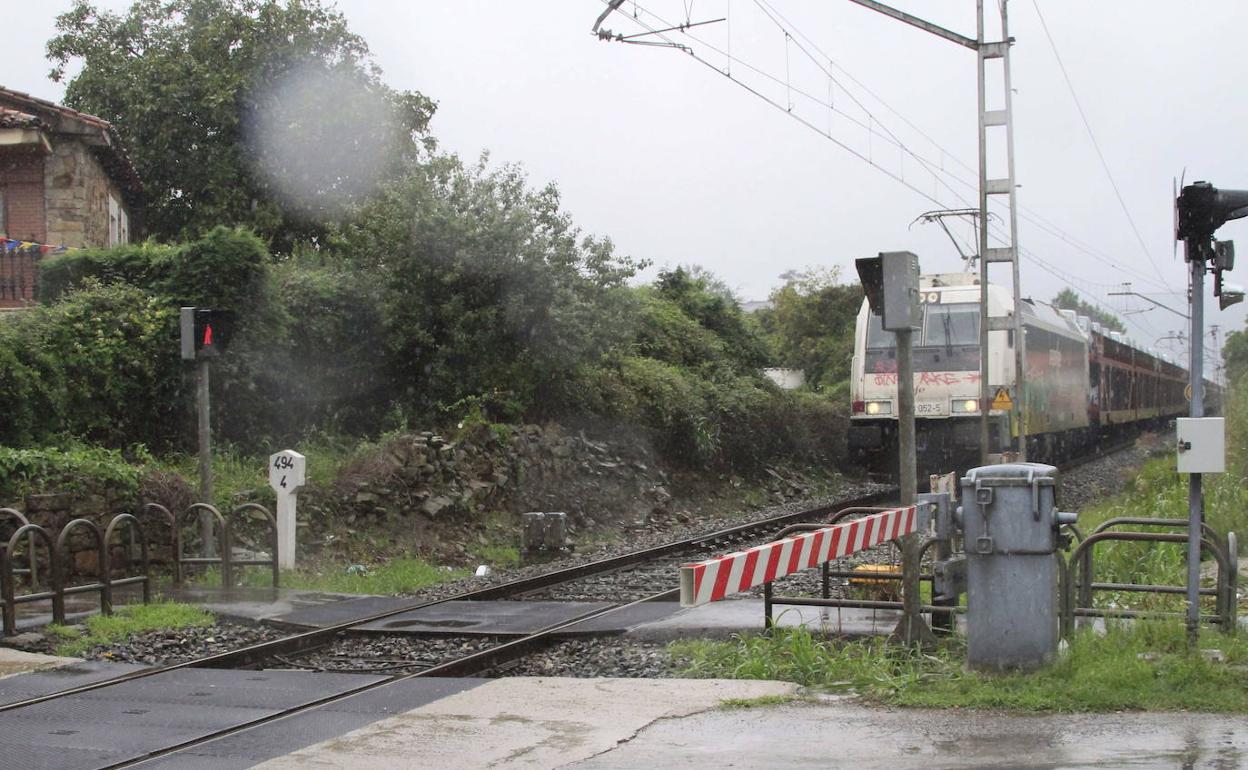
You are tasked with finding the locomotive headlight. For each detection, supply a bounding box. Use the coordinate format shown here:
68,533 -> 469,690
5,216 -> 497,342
952,398 -> 979,413
865,400 -> 892,416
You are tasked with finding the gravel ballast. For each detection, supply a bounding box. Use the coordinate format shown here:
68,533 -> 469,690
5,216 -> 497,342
4,446 -> 1150,673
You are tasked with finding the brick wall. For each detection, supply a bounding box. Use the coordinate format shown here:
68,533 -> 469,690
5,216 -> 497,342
0,150 -> 45,306
1,151 -> 46,242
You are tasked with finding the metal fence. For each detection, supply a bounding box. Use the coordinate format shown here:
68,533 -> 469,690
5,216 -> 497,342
1,502 -> 279,636
0,247 -> 37,305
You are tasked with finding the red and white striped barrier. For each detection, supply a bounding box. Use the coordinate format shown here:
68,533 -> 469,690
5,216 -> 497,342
678,506 -> 918,607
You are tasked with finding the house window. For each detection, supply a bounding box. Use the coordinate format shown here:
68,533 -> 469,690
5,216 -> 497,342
107,193 -> 129,246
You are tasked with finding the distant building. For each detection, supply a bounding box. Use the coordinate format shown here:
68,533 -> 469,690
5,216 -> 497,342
0,87 -> 142,307
740,299 -> 773,314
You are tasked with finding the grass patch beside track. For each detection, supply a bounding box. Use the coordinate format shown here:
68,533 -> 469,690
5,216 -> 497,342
1071,453 -> 1247,615
48,601 -> 213,657
671,623 -> 1248,712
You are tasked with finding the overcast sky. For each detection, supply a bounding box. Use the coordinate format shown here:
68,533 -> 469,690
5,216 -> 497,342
8,1 -> 1248,368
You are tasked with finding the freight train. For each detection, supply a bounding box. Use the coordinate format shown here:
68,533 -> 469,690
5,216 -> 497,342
847,272 -> 1209,469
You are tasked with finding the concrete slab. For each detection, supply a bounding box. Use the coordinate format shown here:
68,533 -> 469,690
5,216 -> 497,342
0,668 -> 389,770
254,677 -> 798,770
353,600 -> 614,636
0,648 -> 79,679
264,595 -> 418,629
625,598 -> 902,641
0,660 -> 146,707
569,697 -> 1248,769
139,678 -> 486,769
70,668 -> 386,710
559,600 -> 684,635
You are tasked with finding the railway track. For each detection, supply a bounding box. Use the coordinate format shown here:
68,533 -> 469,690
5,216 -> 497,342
0,440 -> 1151,768
1,488 -> 900,768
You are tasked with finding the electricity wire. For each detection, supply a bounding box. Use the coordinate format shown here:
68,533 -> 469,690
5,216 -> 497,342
1030,0 -> 1169,287
596,1 -> 1162,338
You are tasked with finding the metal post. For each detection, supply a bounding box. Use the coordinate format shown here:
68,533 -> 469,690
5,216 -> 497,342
197,358 -> 216,558
1186,239 -> 1204,642
1000,0 -> 1026,462
976,0 -> 991,465
893,327 -> 935,646
897,328 -> 916,507
844,0 -> 1022,466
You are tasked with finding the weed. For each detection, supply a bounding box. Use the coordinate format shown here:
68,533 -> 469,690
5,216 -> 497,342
473,544 -> 521,569
43,624 -> 80,641
719,694 -> 800,709
52,601 -> 213,657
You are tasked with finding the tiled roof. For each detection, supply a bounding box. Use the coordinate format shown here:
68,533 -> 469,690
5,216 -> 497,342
0,106 -> 47,130
0,86 -> 141,197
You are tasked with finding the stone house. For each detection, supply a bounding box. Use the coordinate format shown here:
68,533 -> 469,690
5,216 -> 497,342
0,87 -> 142,307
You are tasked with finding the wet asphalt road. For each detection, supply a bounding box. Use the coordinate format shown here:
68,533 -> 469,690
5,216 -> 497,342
571,696 -> 1248,769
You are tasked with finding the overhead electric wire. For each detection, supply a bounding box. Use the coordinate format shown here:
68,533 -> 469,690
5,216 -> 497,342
1030,0 -> 1169,287
752,0 -> 1173,293
596,0 -> 1160,339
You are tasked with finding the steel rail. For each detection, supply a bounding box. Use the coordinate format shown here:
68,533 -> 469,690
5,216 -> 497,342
108,588 -> 681,769
0,488 -> 893,713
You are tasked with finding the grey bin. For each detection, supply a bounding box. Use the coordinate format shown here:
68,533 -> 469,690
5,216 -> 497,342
959,463 -> 1077,671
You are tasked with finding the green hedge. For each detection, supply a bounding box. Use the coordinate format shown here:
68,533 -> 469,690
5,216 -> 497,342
568,356 -> 845,471
38,226 -> 267,311
0,281 -> 181,446
0,444 -> 143,502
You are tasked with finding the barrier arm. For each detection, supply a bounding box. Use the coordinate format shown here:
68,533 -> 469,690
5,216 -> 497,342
679,505 -> 922,608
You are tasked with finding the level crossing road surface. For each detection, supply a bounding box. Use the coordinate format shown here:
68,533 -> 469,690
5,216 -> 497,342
3,655 -> 1246,769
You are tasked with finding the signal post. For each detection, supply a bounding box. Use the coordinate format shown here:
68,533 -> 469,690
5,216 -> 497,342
1174,182 -> 1246,641
181,307 -> 233,558
856,251 -> 936,646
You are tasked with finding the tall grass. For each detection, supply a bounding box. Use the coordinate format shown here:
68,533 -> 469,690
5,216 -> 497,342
1071,384 -> 1248,611
671,623 -> 1248,712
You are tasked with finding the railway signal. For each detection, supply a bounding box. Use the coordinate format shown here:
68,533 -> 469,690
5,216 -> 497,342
180,306 -> 235,557
1174,180 -> 1246,643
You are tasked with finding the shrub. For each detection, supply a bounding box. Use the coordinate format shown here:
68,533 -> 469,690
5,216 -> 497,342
0,444 -> 144,502
567,356 -> 845,471
340,154 -> 643,422
210,259 -> 392,443
0,281 -> 182,446
39,226 -> 269,312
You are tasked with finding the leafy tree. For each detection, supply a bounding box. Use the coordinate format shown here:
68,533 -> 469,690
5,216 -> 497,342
1052,288 -> 1125,333
47,0 -> 435,249
338,153 -> 645,421
1224,329 -> 1248,385
758,266 -> 862,390
652,267 -> 770,373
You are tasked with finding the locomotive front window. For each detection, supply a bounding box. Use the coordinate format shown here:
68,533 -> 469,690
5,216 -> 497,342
923,303 -> 979,347
865,314 -> 896,349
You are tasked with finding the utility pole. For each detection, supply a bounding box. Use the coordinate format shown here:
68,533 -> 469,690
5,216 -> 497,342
846,0 -> 1025,464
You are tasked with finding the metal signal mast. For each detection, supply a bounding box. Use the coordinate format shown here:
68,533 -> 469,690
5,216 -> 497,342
847,0 -> 1025,463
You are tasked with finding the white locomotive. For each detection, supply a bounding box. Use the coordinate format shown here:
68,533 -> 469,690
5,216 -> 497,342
848,272 -> 1189,468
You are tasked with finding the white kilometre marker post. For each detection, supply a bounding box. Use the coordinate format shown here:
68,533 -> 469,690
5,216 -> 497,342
268,450 -> 306,570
